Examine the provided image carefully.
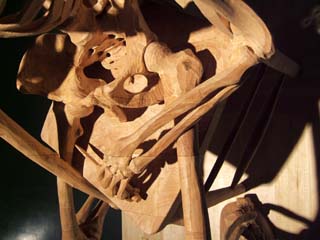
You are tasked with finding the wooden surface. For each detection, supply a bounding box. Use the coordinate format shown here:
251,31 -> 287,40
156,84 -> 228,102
9,0 -> 267,237
0,0 -> 319,239
122,68 -> 319,239
122,0 -> 320,239
203,89 -> 318,240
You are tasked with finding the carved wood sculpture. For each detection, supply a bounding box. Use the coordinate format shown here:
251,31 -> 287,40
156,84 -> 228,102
220,197 -> 274,240
0,0 -> 298,239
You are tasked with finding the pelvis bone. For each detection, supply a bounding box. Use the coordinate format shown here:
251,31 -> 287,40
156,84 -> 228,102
0,0 -> 279,235
10,0 -> 270,211
15,0 -> 205,201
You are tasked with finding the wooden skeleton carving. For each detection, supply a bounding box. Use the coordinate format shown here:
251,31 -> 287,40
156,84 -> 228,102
0,0 -> 294,239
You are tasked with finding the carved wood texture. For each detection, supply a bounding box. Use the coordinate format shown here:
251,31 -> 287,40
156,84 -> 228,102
0,0 -> 279,239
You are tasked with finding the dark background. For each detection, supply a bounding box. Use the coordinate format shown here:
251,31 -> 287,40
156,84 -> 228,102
0,0 -> 320,239
0,1 -> 122,239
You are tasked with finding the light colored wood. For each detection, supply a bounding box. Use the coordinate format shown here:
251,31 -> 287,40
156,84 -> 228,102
43,101 -> 110,240
1,0 -> 302,239
54,103 -> 86,240
0,0 -> 80,38
0,108 -> 110,203
76,197 -> 110,239
176,130 -> 206,240
143,42 -> 206,239
220,197 -> 274,239
18,0 -> 262,232
58,178 -> 87,240
203,121 -> 318,239
176,0 -> 274,58
123,89 -> 318,240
